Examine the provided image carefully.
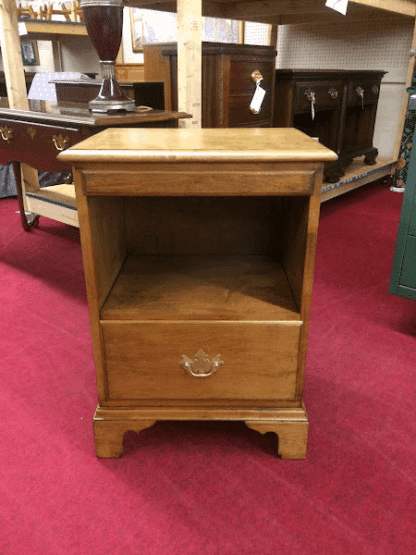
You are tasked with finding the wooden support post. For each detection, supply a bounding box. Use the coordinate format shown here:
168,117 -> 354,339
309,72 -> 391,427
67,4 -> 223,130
177,0 -> 202,128
238,21 -> 245,44
0,0 -> 39,194
0,0 -> 29,111
267,24 -> 278,48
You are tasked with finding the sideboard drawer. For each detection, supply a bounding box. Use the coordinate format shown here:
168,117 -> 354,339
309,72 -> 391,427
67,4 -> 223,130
102,321 -> 301,402
347,81 -> 380,106
294,81 -> 343,112
0,119 -> 82,170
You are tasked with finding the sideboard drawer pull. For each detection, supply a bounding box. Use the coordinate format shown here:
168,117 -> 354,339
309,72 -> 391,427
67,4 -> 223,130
328,87 -> 338,99
304,88 -> 316,120
0,125 -> 13,143
52,134 -> 69,151
355,86 -> 364,108
180,349 -> 224,378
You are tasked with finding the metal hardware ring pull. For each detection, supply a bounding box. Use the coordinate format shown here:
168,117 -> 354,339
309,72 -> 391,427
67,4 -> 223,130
356,86 -> 364,108
372,85 -> 379,95
180,349 -> 224,378
0,125 -> 14,143
52,134 -> 69,151
304,88 -> 316,120
328,88 -> 338,99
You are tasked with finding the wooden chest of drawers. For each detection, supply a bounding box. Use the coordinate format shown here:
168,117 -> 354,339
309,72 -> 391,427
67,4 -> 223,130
144,42 -> 276,128
59,127 -> 337,459
273,69 -> 386,182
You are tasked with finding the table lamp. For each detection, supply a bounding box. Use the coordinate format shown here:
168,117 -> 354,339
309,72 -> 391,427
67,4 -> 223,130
80,0 -> 135,112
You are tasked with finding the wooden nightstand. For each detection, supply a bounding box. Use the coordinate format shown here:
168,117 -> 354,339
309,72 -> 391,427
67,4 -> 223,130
59,128 -> 337,459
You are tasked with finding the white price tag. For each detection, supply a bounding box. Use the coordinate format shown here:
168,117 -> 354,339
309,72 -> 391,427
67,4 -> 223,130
250,85 -> 266,114
325,0 -> 348,15
18,22 -> 28,36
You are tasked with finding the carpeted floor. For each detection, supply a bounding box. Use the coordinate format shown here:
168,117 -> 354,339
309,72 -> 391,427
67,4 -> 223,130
1,181 -> 415,555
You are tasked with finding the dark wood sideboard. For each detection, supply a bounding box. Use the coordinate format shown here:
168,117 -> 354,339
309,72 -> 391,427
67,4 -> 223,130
0,100 -> 189,230
273,70 -> 386,183
144,42 -> 277,128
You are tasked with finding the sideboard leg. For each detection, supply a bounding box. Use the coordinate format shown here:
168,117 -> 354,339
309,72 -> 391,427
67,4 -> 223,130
246,420 -> 309,459
364,147 -> 378,166
93,420 -> 156,458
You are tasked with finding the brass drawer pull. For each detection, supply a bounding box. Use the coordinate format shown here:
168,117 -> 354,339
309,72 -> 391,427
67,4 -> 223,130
251,70 -> 263,84
0,125 -> 14,143
328,88 -> 338,99
52,134 -> 69,151
180,349 -> 224,378
372,85 -> 379,95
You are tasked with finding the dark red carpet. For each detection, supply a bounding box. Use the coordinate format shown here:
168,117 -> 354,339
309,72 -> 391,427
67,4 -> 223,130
1,182 -> 415,554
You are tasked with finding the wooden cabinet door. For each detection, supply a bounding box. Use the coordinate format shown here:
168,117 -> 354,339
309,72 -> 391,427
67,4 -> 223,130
390,133 -> 416,301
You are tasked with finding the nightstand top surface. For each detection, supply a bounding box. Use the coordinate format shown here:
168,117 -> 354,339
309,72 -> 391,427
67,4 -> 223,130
58,127 -> 338,164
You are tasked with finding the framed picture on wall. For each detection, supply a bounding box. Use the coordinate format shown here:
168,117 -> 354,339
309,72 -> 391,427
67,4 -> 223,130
128,9 -> 240,55
21,40 -> 39,65
130,10 -> 144,52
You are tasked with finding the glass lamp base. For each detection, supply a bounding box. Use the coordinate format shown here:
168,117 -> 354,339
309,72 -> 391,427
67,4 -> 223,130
88,97 -> 136,113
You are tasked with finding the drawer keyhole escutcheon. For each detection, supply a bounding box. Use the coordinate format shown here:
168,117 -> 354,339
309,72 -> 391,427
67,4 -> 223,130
328,88 -> 338,99
28,127 -> 36,140
52,134 -> 69,151
180,349 -> 224,378
0,125 -> 13,142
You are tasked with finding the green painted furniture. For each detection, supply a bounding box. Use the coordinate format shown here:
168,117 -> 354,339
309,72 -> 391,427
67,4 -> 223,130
390,94 -> 416,301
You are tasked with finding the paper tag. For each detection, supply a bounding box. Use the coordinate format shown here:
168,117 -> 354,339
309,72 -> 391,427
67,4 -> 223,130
325,0 -> 348,15
18,22 -> 28,36
250,85 -> 266,114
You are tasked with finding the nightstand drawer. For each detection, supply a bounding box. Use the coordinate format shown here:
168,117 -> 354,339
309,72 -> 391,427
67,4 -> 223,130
102,321 -> 301,402
294,82 -> 343,112
0,119 -> 82,170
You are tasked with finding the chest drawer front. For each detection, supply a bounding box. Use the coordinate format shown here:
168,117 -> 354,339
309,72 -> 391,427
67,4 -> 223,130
0,119 -> 82,170
226,60 -> 274,126
294,82 -> 343,112
102,321 -> 301,402
228,95 -> 272,126
347,81 -> 380,106
229,60 -> 274,95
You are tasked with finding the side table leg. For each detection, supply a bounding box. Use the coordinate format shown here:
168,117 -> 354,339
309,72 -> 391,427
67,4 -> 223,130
12,162 -> 39,231
93,419 -> 156,458
245,420 -> 309,459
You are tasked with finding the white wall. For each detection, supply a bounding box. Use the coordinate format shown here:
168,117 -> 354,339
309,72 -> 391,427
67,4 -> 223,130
122,7 -> 144,64
0,39 -> 54,73
0,36 -> 100,76
59,35 -> 100,74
